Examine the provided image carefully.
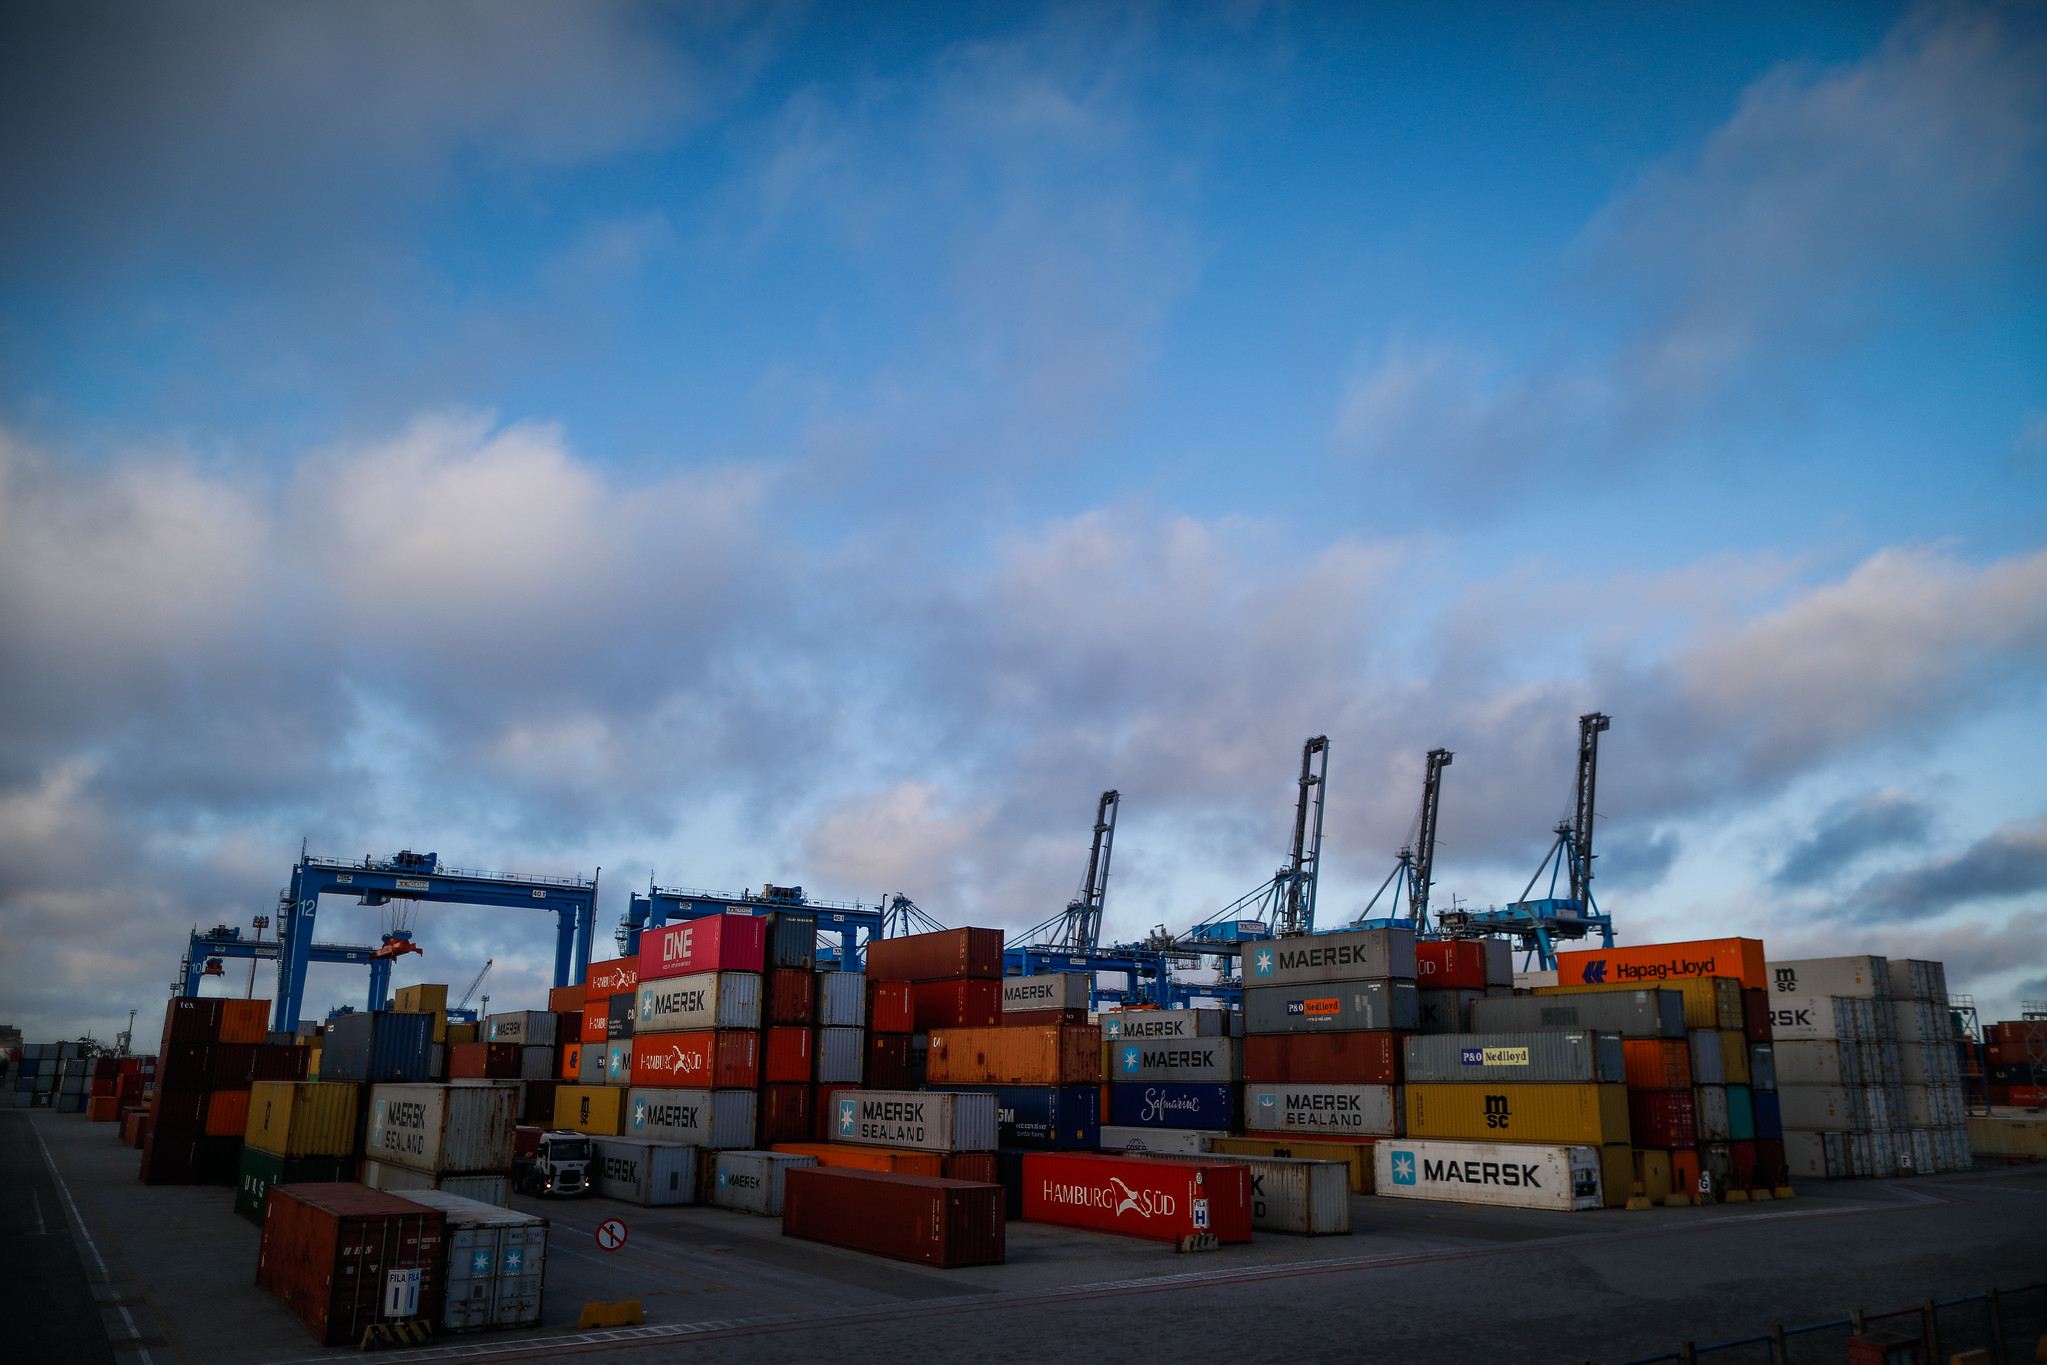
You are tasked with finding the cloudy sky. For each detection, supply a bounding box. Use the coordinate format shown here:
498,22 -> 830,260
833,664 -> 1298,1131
3,2 -> 2043,1039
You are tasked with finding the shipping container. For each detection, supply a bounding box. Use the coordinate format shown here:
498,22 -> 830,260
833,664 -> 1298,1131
759,911 -> 818,971
1374,1140 -> 1605,1211
710,1150 -> 816,1216
449,1043 -> 521,1080
928,1024 -> 1101,1085
630,1031 -> 759,1090
1242,1031 -> 1400,1085
1695,1084 -> 1730,1141
1557,938 -> 1767,992
366,1083 -> 519,1174
1243,981 -> 1419,1034
1622,1038 -> 1692,1090
234,1148 -> 351,1224
584,957 -> 639,999
1244,1083 -> 1401,1136
1097,1125 -> 1224,1154
832,1089 -> 998,1152
867,980 -> 914,1034
210,1043 -> 259,1090
1414,939 -> 1492,991
1749,1043 -> 1777,1091
162,997 -> 226,1045
640,914 -> 767,980
1108,1034 -> 1240,1084
1544,978 -> 1742,1031
1415,988 -> 1481,1034
624,1087 -> 756,1148
1001,973 -> 1091,1016
1022,1152 -> 1252,1243
770,1141 -> 944,1176
1743,988 -> 1771,1042
1688,1028 -> 1726,1086
864,927 -> 1005,982
606,993 -> 635,1040
756,1083 -> 812,1145
1753,1089 -> 1783,1140
387,1190 -> 546,1332
1101,1008 -> 1229,1041
1405,1082 -> 1630,1145
256,1183 -> 446,1346
763,968 -> 816,1027
362,1162 -> 513,1206
591,1138 -> 697,1206
1208,1135 -> 1374,1194
482,1012 -> 556,1048
546,984 -> 586,1013
1727,1084 -> 1755,1141
320,1012 -> 435,1085
1720,1031 -> 1751,1086
519,1047 -> 552,1081
636,972 -> 763,1033
763,1027 -> 811,1083
1404,1031 -> 1624,1084
1765,995 -> 1862,1041
1765,956 -> 1889,1000
815,1028 -> 863,1084
219,998 -> 271,1044
552,1084 -> 629,1136
817,973 -> 866,1027
1109,1082 -> 1237,1130
1628,1088 -> 1697,1149
865,1033 -> 913,1089
782,1167 -> 1006,1266
1242,927 -> 1416,988
1773,1040 -> 1862,1087
927,1084 -> 1101,1149
911,978 -> 1002,1030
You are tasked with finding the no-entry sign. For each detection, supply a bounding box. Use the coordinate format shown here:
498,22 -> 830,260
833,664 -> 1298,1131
595,1218 -> 629,1251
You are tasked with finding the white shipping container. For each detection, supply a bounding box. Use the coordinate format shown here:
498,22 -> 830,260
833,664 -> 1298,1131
1782,1129 -> 1844,1181
1849,1129 -> 1896,1178
816,973 -> 866,1028
637,972 -> 762,1033
483,1011 -> 557,1047
1766,957 -> 1889,1000
1891,1000 -> 1950,1045
1900,959 -> 1947,1004
831,1089 -> 997,1152
1894,1042 -> 1957,1087
710,1150 -> 814,1216
1002,973 -> 1091,1016
366,1083 -> 519,1175
519,1047 -> 553,1080
1109,1036 -> 1240,1084
1773,1040 -> 1861,1087
1689,1030 -> 1726,1086
1242,926 -> 1418,986
1775,1084 -> 1867,1132
1244,1083 -> 1403,1137
1147,1153 -> 1351,1234
363,1161 -> 512,1206
591,1138 -> 697,1206
1896,1127 -> 1935,1175
1102,1008 -> 1227,1041
814,1028 -> 863,1084
1097,1125 -> 1222,1154
625,1088 -> 756,1149
1695,1085 -> 1730,1142
1513,970 -> 1560,990
389,1190 -> 547,1332
1374,1140 -> 1603,1211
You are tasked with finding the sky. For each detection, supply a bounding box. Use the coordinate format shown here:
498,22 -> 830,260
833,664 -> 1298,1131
2,1 -> 2044,1040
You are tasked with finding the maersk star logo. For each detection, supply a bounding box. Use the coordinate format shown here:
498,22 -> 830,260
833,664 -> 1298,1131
632,1098 -> 647,1127
1253,947 -> 1274,977
836,1101 -> 855,1137
470,1250 -> 491,1275
1120,1045 -> 1140,1072
504,1248 -> 523,1275
1391,1151 -> 1417,1186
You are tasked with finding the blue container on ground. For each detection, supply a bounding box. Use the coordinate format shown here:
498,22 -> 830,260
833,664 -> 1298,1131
1109,1082 -> 1237,1130
1751,1088 -> 1782,1140
929,1084 -> 1101,1149
1727,1083 -> 1756,1141
317,1010 -> 433,1083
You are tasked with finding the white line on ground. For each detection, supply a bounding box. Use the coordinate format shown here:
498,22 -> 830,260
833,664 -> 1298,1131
33,1120 -> 154,1365
32,1186 -> 47,1235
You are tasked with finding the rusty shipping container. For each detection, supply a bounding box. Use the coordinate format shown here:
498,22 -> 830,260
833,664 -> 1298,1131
256,1183 -> 446,1346
783,1167 -> 1006,1267
449,1043 -> 521,1079
864,926 -> 1006,981
763,968 -> 816,1027
911,978 -> 1002,1030
927,1024 -> 1101,1085
832,1089 -> 997,1152
769,1141 -> 944,1177
1243,1031 -> 1401,1085
814,1027 -> 863,1084
1622,1038 -> 1692,1090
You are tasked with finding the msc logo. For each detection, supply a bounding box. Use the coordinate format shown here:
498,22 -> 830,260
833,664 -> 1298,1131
578,1096 -> 592,1123
1390,1150 -> 1417,1186
1120,1046 -> 1140,1072
1579,960 -> 1607,984
1773,967 -> 1799,993
1252,948 -> 1275,978
836,1099 -> 856,1138
1483,1094 -> 1511,1130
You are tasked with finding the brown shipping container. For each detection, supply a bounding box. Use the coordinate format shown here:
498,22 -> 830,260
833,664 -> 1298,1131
449,1042 -> 522,1079
152,1090 -> 210,1137
1622,1038 -> 1692,1090
757,1083 -> 813,1145
219,998 -> 271,1044
942,1152 -> 999,1184
522,1079 -> 560,1126
912,978 -> 1003,1030
864,928 -> 1006,983
1243,1032 -> 1401,1085
926,1025 -> 1101,1085
141,1134 -> 207,1184
258,1183 -> 446,1346
205,1089 -> 252,1137
764,969 -> 816,1026
1628,1089 -> 1697,1149
866,1034 -> 913,1090
158,1043 -> 213,1092
211,1043 -> 259,1090
764,1026 -> 813,1083
771,1142 -> 946,1177
252,1045 -> 311,1082
1742,989 -> 1772,1043
162,997 -> 225,1047
782,1167 -> 1005,1267
548,984 -> 587,1012
867,980 -> 915,1033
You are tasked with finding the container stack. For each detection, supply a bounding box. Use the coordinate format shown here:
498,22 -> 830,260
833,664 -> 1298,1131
86,1055 -> 152,1122
555,954 -> 638,1137
235,1079 -> 359,1224
143,996 -> 304,1186
10,1041 -> 68,1108
1098,1006 -> 1235,1153
928,971 -> 1103,1162
257,1183 -> 447,1345
864,977 -> 916,1090
1413,938 -> 1515,1033
361,1080 -> 521,1204
1236,926 -> 1417,1163
392,984 -> 449,1078
1984,1018 -> 2045,1108
867,927 -> 1006,1089
391,1189 -> 549,1331
756,912 -> 819,1144
619,913 -> 763,1166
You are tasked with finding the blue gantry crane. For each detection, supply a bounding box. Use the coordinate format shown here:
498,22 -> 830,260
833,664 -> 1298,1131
177,923 -> 396,1018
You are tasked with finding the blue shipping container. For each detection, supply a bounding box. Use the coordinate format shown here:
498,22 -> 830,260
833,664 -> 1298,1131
928,1084 -> 1101,1149
317,1011 -> 433,1084
1727,1084 -> 1755,1141
1109,1082 -> 1237,1130
1751,1088 -> 1782,1140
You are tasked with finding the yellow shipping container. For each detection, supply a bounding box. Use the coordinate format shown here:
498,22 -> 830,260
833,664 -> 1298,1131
1598,1145 -> 1631,1208
307,1048 -> 321,1079
393,983 -> 449,1014
447,1022 -> 478,1046
1538,977 -> 1742,1030
244,1081 -> 358,1158
553,1084 -> 627,1136
1719,1031 -> 1751,1086
1209,1135 -> 1377,1194
1968,1115 -> 2047,1158
1405,1083 -> 1632,1146
1633,1149 -> 1673,1203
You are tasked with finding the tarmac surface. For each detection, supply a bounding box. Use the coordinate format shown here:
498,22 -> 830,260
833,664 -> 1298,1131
9,1107 -> 2043,1365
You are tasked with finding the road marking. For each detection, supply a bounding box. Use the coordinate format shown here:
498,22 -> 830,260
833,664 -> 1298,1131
31,1187 -> 47,1235
32,1120 -> 153,1365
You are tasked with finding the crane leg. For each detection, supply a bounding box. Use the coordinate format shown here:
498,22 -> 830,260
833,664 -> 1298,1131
277,884 -> 317,1034
368,957 -> 391,1014
552,907 -> 578,990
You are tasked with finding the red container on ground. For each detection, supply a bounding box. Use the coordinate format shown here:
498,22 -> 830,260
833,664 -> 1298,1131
757,1083 -> 813,1145
1622,1039 -> 1692,1090
450,1042 -> 522,1079
258,1183 -> 447,1346
631,1030 -> 760,1089
640,915 -> 767,980
864,928 -> 1006,982
1414,941 -> 1488,991
1022,1153 -> 1251,1243
1628,1089 -> 1698,1149
782,1167 -> 1006,1267
813,1083 -> 862,1141
867,980 -> 914,1034
1242,1032 -> 1401,1084
161,997 -> 225,1047
865,1034 -> 913,1089
1753,1138 -> 1786,1186
87,1095 -> 120,1121
1728,1139 -> 1758,1187
585,956 -> 639,1000
763,969 -> 816,1027
912,978 -> 1002,1030
764,1026 -> 812,1083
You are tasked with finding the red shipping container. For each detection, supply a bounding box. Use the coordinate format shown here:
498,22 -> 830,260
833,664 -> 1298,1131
912,978 -> 1002,1030
867,980 -> 914,1034
206,1088 -> 251,1137
1021,1153 -> 1252,1243
253,1044 -> 311,1082
152,1090 -> 210,1137
640,914 -> 767,980
864,928 -> 1006,982
580,1010 -> 610,1045
210,1043 -> 259,1090
631,1031 -> 761,1089
585,956 -> 640,1000
942,1152 -> 999,1184
813,1083 -> 862,1141
764,1026 -> 812,1083
450,1042 -> 522,1079
782,1167 -> 1006,1267
1414,941 -> 1488,991
219,998 -> 270,1044
258,1184 -> 446,1346
119,1057 -> 144,1074
547,984 -> 586,1012
1753,1137 -> 1787,1187
1622,1038 -> 1692,1090
140,1133 -> 206,1184
1628,1089 -> 1697,1149
763,968 -> 816,1027
1242,1032 -> 1400,1085
1728,1139 -> 1758,1187
93,1057 -> 121,1081
87,1095 -> 121,1121
91,1076 -> 118,1097
161,996 -> 225,1047
1742,989 -> 1772,1043
865,1034 -> 913,1090
117,1073 -> 145,1098
757,1084 -> 813,1145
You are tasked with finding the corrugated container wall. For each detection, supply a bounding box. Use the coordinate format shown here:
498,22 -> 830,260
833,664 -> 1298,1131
1404,1082 -> 1631,1145
625,1088 -> 757,1148
1242,981 -> 1420,1034
1404,1032 -> 1624,1084
781,1168 -> 1007,1267
636,973 -> 763,1033
832,1089 -> 998,1152
366,1084 -> 519,1174
1241,926 -> 1417,986
244,1081 -> 359,1158
1471,991 -> 1684,1039
816,973 -> 866,1028
317,1011 -> 434,1084
1243,1083 -> 1402,1136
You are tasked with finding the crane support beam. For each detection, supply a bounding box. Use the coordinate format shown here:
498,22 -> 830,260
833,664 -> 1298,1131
180,931 -> 393,1021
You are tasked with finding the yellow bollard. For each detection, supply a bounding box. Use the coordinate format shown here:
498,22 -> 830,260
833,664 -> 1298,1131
577,1301 -> 647,1329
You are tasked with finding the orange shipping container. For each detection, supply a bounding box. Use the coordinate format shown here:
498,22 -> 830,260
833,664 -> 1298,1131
770,1142 -> 945,1177
585,957 -> 639,999
581,1010 -> 609,1044
926,1024 -> 1101,1085
1556,938 -> 1767,993
87,1095 -> 120,1121
205,1088 -> 252,1136
1622,1038 -> 1692,1090
219,998 -> 271,1044
548,984 -> 587,1012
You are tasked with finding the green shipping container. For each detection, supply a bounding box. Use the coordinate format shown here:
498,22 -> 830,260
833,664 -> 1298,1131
233,1146 -> 352,1225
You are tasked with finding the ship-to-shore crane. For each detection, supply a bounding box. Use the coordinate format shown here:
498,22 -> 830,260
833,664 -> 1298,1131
1352,747 -> 1452,930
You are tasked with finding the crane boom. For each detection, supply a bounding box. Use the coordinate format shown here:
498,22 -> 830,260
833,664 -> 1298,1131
1412,747 -> 1452,925
455,959 -> 494,1011
1570,713 -> 1609,904
1278,737 -> 1329,936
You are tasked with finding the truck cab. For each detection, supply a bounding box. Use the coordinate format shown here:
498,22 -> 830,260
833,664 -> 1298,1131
514,1126 -> 593,1197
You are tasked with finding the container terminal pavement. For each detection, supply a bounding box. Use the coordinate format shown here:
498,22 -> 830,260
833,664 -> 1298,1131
6,928 -> 2047,1364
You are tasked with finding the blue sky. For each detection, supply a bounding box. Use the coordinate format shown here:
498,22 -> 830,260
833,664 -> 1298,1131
1,2 -> 2043,1037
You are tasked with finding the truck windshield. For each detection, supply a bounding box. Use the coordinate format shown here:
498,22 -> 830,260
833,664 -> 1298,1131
547,1139 -> 591,1161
